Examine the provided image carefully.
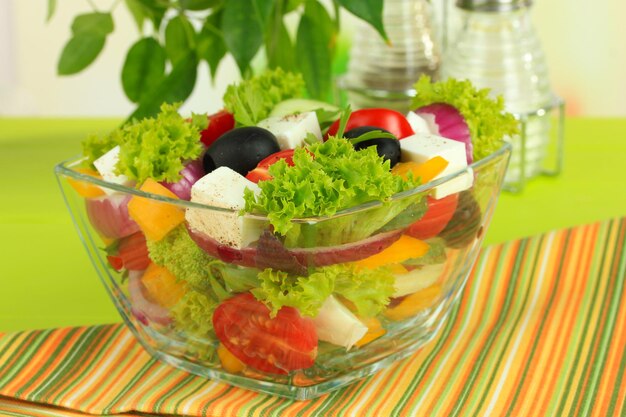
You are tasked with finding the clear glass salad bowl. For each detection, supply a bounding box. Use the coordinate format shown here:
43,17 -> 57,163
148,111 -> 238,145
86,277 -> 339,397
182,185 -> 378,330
55,142 -> 511,400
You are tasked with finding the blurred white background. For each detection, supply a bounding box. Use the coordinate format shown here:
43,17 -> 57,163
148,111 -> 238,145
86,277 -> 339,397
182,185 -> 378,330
0,0 -> 624,117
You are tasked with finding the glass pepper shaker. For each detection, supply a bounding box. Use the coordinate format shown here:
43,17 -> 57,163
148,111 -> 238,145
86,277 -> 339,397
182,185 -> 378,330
338,0 -> 440,113
442,0 -> 564,190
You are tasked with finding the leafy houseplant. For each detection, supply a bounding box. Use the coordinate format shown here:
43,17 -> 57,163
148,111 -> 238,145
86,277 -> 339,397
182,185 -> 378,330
50,0 -> 388,120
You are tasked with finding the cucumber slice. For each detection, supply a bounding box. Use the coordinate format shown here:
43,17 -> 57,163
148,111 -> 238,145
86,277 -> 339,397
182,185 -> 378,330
269,98 -> 339,117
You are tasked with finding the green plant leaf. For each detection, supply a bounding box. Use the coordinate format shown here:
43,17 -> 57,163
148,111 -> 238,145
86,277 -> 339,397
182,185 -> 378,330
221,0 -> 266,74
197,11 -> 227,78
254,0 -> 274,28
135,0 -> 168,29
124,0 -> 146,32
285,0 -> 304,13
57,33 -> 106,75
296,0 -> 335,99
122,37 -> 167,103
46,0 -> 57,22
179,0 -> 220,10
128,52 -> 198,121
71,12 -> 114,36
336,0 -> 387,41
266,13 -> 295,72
165,14 -> 197,65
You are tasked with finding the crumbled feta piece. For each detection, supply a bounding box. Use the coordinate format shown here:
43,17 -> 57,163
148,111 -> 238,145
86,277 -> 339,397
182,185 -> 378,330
400,133 -> 473,198
257,111 -> 322,150
406,111 -> 434,135
313,295 -> 368,349
93,146 -> 134,194
185,167 -> 261,248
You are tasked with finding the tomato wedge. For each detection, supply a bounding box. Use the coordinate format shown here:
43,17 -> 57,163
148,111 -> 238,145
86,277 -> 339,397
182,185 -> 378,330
406,194 -> 459,240
245,149 -> 296,183
106,232 -> 151,271
212,293 -> 318,374
326,108 -> 414,140
200,110 -> 235,147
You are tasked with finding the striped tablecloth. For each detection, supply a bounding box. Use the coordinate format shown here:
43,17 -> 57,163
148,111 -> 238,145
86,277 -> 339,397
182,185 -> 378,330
0,218 -> 624,417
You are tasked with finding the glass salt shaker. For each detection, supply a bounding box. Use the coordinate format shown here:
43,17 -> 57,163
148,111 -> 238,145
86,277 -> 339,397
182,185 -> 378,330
338,0 -> 440,113
442,0 -> 564,190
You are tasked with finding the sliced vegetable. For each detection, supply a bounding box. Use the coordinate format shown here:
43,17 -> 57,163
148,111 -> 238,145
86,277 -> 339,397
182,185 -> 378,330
141,263 -> 188,308
355,317 -> 386,347
85,194 -> 140,239
108,231 -> 151,271
326,108 -> 414,140
392,263 -> 445,298
384,284 -> 442,321
217,343 -> 245,373
200,110 -> 235,147
412,75 -> 519,161
406,194 -> 459,240
245,149 -> 295,183
128,179 -> 185,241
414,103 -> 473,164
128,270 -> 171,326
160,159 -> 204,201
392,157 -> 449,184
354,235 -> 429,270
67,168 -> 105,198
212,292 -> 318,374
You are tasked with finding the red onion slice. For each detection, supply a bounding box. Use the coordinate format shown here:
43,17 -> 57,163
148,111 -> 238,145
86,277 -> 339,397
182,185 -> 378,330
85,194 -> 140,239
160,159 -> 204,200
128,270 -> 172,326
415,103 -> 473,164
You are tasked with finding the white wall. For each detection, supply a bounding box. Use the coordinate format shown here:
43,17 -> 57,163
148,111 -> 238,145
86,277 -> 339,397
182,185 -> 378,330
0,0 -> 624,117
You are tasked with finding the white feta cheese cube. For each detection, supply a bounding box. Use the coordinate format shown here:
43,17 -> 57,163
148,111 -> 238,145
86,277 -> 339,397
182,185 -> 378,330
400,133 -> 473,198
92,145 -> 134,194
406,111 -> 434,135
257,111 -> 322,150
185,167 -> 262,248
313,295 -> 368,349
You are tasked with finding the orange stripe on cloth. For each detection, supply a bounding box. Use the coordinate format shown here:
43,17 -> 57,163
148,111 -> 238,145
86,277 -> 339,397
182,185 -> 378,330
0,218 -> 624,417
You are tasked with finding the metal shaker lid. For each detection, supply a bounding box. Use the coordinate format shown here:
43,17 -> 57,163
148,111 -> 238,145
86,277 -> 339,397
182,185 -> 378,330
456,0 -> 532,12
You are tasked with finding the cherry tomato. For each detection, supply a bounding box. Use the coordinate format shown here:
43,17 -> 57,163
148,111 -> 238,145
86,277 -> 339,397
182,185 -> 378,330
107,232 -> 151,271
200,110 -> 235,147
212,292 -> 318,374
245,149 -> 296,183
326,108 -> 414,140
406,194 -> 459,240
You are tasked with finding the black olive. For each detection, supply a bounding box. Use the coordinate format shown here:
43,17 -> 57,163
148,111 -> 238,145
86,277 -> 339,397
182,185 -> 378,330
344,126 -> 401,167
203,127 -> 280,176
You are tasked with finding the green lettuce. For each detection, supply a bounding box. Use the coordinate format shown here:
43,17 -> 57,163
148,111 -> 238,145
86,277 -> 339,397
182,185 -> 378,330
223,68 -> 305,126
147,226 -> 259,299
412,76 -> 519,161
170,290 -> 218,338
243,138 -> 420,244
81,103 -> 206,184
252,264 -> 395,318
403,238 -> 447,266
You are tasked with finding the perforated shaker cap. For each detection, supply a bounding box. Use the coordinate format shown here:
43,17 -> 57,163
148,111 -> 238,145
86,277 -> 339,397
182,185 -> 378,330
456,0 -> 532,12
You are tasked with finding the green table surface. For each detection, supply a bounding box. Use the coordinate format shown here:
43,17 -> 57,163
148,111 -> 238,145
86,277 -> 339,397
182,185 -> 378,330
1,117 -> 625,332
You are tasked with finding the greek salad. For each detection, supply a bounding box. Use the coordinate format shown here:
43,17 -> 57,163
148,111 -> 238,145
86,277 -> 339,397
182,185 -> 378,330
70,69 -> 518,375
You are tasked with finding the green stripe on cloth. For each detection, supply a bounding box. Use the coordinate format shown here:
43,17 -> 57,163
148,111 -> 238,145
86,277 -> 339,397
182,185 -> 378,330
0,219 -> 623,416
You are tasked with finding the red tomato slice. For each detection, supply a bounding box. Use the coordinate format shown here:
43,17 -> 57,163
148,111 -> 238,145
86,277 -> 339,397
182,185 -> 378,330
406,194 -> 459,240
212,293 -> 318,374
200,110 -> 235,147
326,108 -> 414,140
118,232 -> 151,271
107,255 -> 124,271
245,149 -> 296,183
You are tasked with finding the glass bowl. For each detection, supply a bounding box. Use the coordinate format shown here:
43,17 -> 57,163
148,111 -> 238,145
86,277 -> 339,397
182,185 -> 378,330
55,143 -> 511,400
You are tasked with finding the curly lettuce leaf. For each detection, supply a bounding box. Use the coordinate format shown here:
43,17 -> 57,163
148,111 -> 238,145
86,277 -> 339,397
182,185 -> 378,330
252,264 -> 394,318
244,138 -> 419,238
117,103 -> 205,183
147,226 -> 259,299
81,130 -> 123,168
412,76 -> 519,161
223,68 -> 305,126
170,290 -> 218,337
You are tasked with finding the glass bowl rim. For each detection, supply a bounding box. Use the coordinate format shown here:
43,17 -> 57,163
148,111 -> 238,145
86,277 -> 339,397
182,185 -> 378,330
54,142 -> 511,223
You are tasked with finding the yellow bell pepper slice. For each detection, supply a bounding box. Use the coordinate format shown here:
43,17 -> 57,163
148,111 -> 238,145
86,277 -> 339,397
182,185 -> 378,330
141,263 -> 187,308
355,317 -> 386,347
67,168 -> 105,198
128,179 -> 185,241
218,343 -> 245,373
354,235 -> 429,270
392,156 -> 449,183
384,284 -> 442,321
